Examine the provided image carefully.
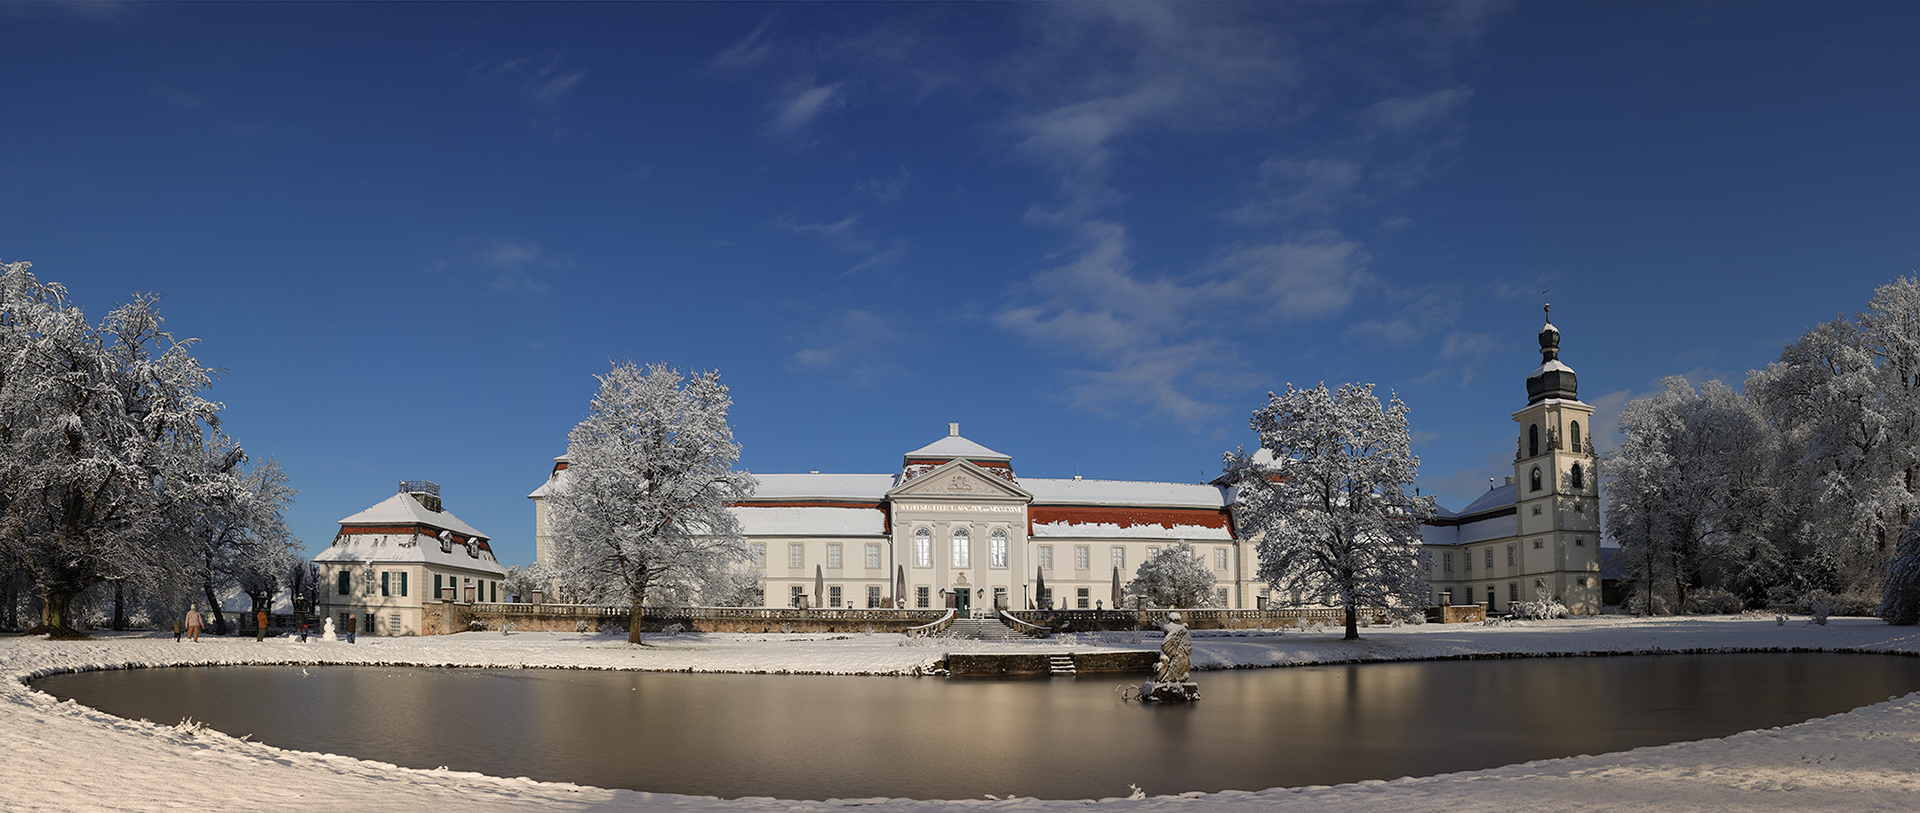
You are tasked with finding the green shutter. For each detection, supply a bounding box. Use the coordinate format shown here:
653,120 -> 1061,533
399,572 -> 408,597
381,572 -> 390,597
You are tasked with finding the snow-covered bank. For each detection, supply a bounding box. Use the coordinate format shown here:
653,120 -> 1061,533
6,616 -> 1920,812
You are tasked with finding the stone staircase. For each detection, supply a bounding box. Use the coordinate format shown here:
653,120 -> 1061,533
940,616 -> 1032,641
1047,654 -> 1077,675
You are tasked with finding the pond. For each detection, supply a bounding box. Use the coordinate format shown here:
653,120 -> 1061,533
32,653 -> 1920,801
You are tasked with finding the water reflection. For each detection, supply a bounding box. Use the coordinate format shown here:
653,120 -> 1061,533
34,653 -> 1920,800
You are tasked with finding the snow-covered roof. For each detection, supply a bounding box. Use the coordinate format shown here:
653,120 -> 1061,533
338,493 -> 489,540
902,432 -> 1010,462
1030,520 -> 1233,541
1023,478 -> 1228,508
312,533 -> 507,575
733,506 -> 887,537
748,473 -> 897,501
1528,359 -> 1577,378
1457,483 -> 1517,517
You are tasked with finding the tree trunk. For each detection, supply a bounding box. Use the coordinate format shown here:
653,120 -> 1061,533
1343,604 -> 1359,640
627,595 -> 645,644
203,582 -> 228,636
36,582 -> 82,634
112,581 -> 126,631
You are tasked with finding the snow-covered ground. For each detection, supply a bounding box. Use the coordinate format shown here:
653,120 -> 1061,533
7,615 -> 1920,812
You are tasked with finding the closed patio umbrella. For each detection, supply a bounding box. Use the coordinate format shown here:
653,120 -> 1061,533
815,565 -> 824,609
1111,566 -> 1122,608
896,564 -> 906,608
1035,566 -> 1047,610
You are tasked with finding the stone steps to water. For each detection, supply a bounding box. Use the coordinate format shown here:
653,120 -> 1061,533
940,617 -> 1029,641
1048,654 -> 1077,675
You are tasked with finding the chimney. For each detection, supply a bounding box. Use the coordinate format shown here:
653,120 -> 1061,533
949,422 -> 959,437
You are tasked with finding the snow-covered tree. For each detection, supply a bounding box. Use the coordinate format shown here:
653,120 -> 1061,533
0,261 -> 240,634
1880,517 -> 1920,625
206,459 -> 303,628
1226,382 -> 1434,640
503,561 -> 554,603
1126,540 -> 1217,608
547,362 -> 757,643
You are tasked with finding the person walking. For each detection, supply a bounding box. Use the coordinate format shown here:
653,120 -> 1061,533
346,613 -> 357,644
184,607 -> 203,642
172,617 -> 183,643
256,608 -> 268,641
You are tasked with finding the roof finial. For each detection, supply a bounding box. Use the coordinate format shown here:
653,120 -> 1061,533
1543,288 -> 1551,322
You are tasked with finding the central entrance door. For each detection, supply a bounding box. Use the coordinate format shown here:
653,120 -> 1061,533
955,588 -> 971,618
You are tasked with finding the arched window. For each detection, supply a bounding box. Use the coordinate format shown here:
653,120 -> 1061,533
1570,421 -> 1582,453
1528,424 -> 1539,458
989,529 -> 1008,569
913,528 -> 931,568
1530,466 -> 1542,492
951,527 -> 971,568
1571,462 -> 1585,490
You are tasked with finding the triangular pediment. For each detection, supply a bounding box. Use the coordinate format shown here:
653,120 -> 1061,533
886,459 -> 1031,501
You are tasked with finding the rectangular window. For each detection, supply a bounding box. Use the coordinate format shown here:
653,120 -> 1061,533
1509,582 -> 1519,602
1074,545 -> 1090,570
381,572 -> 391,597
790,585 -> 805,606
952,536 -> 970,568
1216,588 -> 1229,608
1507,545 -> 1515,566
1485,549 -> 1494,570
990,535 -> 1008,569
1112,547 -> 1125,570
827,544 -> 843,569
1215,548 -> 1228,570
866,544 -> 882,569
1465,551 -> 1472,572
914,535 -> 931,568
750,543 -> 767,568
1443,553 -> 1453,572
363,571 -> 376,596
1077,587 -> 1090,609
916,586 -> 930,609
1533,539 -> 1543,549
993,586 -> 1007,609
389,614 -> 401,635
829,585 -> 842,607
789,543 -> 805,569
867,585 -> 882,608
1146,546 -> 1160,560
339,570 -> 351,596
1575,536 -> 1585,546
1039,545 -> 1054,571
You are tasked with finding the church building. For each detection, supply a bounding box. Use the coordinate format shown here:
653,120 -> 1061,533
1419,307 -> 1604,615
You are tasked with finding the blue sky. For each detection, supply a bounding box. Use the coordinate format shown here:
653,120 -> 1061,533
5,2 -> 1919,566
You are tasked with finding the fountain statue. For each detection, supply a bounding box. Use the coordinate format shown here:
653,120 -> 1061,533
322,617 -> 338,642
1131,612 -> 1200,702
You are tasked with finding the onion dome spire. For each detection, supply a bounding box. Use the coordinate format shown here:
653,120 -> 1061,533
1525,302 -> 1578,403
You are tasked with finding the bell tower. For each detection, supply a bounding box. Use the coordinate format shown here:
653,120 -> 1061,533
1511,304 -> 1602,613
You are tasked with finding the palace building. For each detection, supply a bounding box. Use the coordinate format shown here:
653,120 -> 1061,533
530,425 -> 1263,614
527,311 -> 1604,618
1418,307 -> 1604,615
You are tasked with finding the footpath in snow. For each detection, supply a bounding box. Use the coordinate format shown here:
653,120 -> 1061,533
6,615 -> 1920,812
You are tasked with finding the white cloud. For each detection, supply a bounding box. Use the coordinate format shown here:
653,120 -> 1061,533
471,54 -> 585,107
712,16 -> 776,72
1361,86 -> 1475,136
432,242 -> 566,294
769,81 -> 844,136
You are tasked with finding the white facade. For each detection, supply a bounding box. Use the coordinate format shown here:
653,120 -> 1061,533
313,482 -> 508,636
530,424 -> 1257,613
